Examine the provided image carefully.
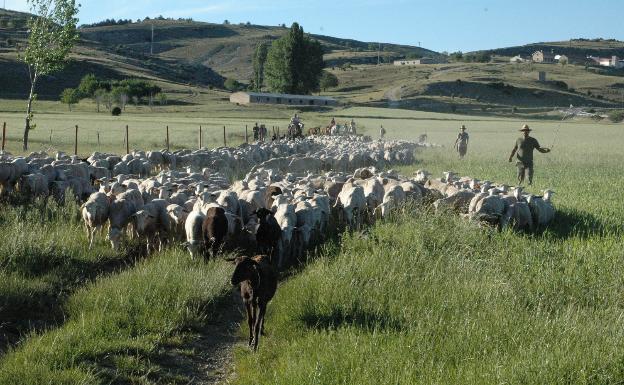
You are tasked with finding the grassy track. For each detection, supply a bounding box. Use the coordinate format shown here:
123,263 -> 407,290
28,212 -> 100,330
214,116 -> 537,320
0,249 -> 232,384
0,196 -> 144,353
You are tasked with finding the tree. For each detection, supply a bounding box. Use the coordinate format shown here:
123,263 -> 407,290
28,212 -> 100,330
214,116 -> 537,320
78,73 -> 99,97
319,71 -> 338,91
111,86 -> 130,110
224,78 -> 241,91
264,22 -> 324,95
93,88 -> 106,112
20,0 -> 80,151
60,87 -> 79,111
252,42 -> 269,91
158,93 -> 167,106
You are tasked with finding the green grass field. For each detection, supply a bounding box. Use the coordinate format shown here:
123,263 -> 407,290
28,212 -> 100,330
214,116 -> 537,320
0,104 -> 622,384
230,111 -> 624,385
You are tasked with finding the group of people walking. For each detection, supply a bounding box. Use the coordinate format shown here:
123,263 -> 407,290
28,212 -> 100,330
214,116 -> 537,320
455,124 -> 551,185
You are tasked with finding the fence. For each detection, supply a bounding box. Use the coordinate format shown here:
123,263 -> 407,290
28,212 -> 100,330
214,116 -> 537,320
0,122 -> 284,156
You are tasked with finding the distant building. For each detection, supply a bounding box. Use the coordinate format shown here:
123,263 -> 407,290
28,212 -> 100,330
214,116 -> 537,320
229,92 -> 338,106
393,57 -> 446,66
554,54 -> 568,63
510,55 -> 527,63
532,50 -> 555,63
587,55 -> 624,69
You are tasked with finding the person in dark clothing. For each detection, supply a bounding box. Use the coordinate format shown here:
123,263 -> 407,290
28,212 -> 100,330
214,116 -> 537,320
252,122 -> 260,141
508,124 -> 551,185
455,125 -> 469,158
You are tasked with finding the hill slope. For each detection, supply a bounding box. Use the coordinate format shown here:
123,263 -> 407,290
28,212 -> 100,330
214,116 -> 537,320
476,38 -> 624,63
0,10 -> 437,98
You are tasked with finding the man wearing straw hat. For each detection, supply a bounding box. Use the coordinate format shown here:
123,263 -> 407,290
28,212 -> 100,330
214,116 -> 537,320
454,125 -> 469,158
508,124 -> 551,185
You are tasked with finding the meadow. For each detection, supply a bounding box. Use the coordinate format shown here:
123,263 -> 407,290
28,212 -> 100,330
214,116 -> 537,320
0,103 -> 622,384
231,110 -> 624,384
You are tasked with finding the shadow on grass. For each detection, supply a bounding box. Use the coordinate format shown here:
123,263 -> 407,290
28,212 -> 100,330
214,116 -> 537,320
0,241 -> 148,355
300,306 -> 403,332
544,208 -> 621,239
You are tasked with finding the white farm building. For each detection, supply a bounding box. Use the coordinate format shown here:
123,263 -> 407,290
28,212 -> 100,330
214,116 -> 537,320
230,92 -> 338,106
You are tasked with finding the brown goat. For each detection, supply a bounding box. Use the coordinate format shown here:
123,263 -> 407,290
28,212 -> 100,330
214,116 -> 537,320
230,255 -> 277,351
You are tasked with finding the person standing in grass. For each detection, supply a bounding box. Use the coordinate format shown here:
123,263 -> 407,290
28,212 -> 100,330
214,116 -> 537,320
252,122 -> 260,141
380,125 -> 386,139
508,124 -> 551,185
455,125 -> 469,158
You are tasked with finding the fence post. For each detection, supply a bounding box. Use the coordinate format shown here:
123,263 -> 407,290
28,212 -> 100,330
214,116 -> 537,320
223,125 -> 226,147
125,125 -> 129,154
166,125 -> 170,151
97,131 -> 100,148
245,125 -> 248,144
2,122 -> 6,151
199,125 -> 203,149
49,129 -> 52,144
74,125 -> 78,155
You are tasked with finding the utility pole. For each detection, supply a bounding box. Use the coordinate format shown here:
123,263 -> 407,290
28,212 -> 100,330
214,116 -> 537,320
150,23 -> 154,55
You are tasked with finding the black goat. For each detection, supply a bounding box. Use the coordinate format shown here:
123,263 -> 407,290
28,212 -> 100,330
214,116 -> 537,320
230,255 -> 277,351
253,208 -> 281,257
202,206 -> 228,258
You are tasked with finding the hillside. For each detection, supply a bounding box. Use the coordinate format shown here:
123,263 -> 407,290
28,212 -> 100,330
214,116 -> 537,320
1,9 -> 623,118
325,61 -> 624,115
78,20 -> 438,80
476,38 -> 624,64
0,9 -> 436,99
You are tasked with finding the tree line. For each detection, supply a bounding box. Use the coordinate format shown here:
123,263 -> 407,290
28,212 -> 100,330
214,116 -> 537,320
60,74 -> 166,112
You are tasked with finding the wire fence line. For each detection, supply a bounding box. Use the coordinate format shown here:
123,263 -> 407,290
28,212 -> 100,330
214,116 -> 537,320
0,121 -> 285,156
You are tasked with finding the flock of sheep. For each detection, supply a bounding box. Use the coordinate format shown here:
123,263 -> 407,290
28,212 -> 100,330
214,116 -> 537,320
0,135 -> 556,271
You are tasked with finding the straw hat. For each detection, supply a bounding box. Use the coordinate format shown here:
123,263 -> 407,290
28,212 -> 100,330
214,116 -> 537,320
519,124 -> 532,132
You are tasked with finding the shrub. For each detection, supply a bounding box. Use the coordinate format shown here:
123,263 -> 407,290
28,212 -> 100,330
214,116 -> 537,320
111,107 -> 122,116
224,78 -> 241,92
608,110 -> 624,123
320,71 -> 339,91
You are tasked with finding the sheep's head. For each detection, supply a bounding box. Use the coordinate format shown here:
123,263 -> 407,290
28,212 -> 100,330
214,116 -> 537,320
132,210 -> 155,233
543,189 -> 555,202
230,256 -> 259,286
107,227 -> 123,251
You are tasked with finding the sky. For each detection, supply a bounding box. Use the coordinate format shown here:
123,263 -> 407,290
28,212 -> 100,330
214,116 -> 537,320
4,0 -> 624,52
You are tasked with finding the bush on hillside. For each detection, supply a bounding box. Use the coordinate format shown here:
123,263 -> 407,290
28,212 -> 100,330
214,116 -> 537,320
608,110 -> 624,123
111,107 -> 122,116
224,78 -> 241,92
320,71 -> 339,91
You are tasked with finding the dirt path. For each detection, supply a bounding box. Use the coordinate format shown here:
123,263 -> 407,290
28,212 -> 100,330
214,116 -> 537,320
156,290 -> 245,384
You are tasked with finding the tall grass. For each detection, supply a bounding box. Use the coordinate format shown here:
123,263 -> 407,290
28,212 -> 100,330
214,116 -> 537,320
233,212 -> 624,384
0,250 -> 232,384
232,116 -> 624,384
0,196 -> 140,349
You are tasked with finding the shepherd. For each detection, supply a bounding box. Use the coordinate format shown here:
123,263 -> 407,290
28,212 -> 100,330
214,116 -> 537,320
454,125 -> 469,158
252,122 -> 260,141
508,124 -> 551,185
